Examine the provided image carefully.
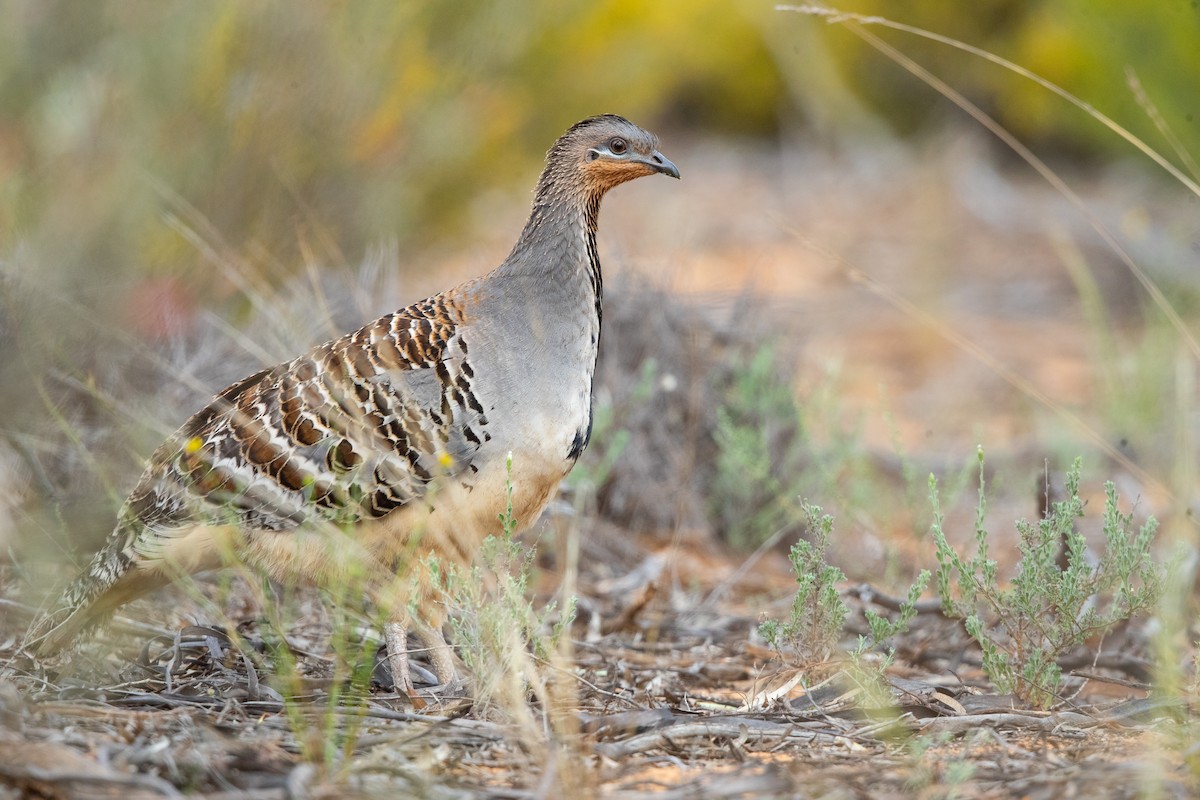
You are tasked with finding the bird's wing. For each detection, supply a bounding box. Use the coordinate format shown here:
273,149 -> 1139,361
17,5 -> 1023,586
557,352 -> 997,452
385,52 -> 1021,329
121,291 -> 490,547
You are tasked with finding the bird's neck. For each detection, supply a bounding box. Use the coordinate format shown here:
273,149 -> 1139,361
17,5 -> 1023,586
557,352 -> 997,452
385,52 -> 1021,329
498,177 -> 604,318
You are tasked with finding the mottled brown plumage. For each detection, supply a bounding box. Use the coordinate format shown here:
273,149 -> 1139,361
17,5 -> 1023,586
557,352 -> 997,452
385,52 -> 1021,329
24,115 -> 679,695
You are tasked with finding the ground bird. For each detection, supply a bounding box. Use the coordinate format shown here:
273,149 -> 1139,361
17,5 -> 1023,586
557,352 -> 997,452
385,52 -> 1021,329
23,114 -> 679,696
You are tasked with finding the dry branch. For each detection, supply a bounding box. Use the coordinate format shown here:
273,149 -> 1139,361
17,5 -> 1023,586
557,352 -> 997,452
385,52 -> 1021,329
916,710 -> 1095,735
595,716 -> 855,759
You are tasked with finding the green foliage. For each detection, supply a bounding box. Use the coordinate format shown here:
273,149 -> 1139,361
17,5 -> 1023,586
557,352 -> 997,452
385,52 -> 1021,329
761,502 -> 928,725
930,449 -> 1164,708
710,347 -> 889,551
498,451 -> 519,539
841,568 -> 930,721
862,570 -> 931,651
711,344 -> 809,549
812,1 -> 1199,160
444,454 -> 574,712
449,530 -> 571,668
759,503 -> 849,663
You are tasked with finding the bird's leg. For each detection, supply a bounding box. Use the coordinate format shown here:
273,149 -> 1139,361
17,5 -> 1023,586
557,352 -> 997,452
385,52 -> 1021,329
383,620 -> 419,703
372,560 -> 463,701
410,617 -> 460,691
428,632 -> 457,689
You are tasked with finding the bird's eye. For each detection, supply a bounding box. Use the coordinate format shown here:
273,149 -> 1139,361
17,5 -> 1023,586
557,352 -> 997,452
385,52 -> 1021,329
608,137 -> 628,155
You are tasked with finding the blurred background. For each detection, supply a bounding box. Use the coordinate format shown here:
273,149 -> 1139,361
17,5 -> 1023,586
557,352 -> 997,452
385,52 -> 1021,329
1,0 -> 1198,593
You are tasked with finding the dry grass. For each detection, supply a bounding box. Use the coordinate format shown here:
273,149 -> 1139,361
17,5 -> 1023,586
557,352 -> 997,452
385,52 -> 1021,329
0,561 -> 1186,798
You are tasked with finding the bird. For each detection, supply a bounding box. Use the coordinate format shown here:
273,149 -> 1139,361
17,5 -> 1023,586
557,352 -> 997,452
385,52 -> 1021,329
22,114 -> 680,697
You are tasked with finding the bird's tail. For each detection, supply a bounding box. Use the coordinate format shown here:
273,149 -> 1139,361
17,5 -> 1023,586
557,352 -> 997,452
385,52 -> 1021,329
22,528 -> 145,658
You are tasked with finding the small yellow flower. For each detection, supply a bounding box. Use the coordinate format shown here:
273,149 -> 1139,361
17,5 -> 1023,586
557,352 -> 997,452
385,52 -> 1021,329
184,436 -> 204,453
437,451 -> 454,469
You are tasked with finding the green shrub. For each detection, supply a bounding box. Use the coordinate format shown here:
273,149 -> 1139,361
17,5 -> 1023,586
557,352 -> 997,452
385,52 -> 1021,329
711,344 -> 808,549
442,454 -> 574,714
930,450 -> 1164,708
759,502 -> 849,663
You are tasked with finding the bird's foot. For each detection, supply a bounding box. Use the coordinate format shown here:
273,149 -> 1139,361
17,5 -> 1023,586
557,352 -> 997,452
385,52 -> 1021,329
382,621 -> 423,707
409,681 -> 472,716
382,621 -> 470,712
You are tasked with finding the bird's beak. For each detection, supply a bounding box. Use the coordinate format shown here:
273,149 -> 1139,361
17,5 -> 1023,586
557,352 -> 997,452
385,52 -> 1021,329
639,150 -> 680,179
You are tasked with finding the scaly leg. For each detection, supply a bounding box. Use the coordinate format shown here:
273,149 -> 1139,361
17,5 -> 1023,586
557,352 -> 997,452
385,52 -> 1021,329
410,617 -> 459,691
383,620 -> 417,700
373,567 -> 463,700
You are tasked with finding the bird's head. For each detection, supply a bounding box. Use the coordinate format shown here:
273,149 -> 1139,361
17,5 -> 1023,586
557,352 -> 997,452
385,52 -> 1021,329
542,114 -> 680,199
